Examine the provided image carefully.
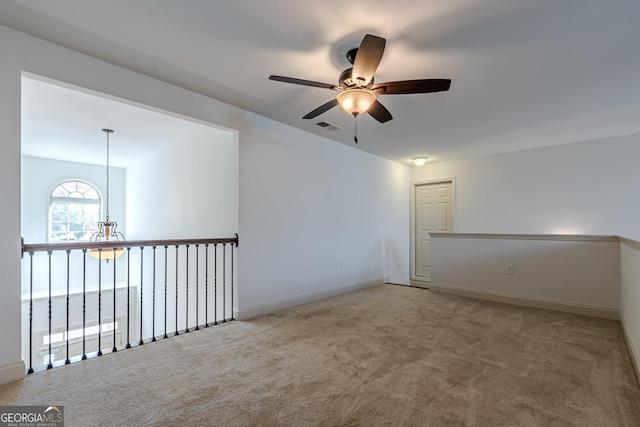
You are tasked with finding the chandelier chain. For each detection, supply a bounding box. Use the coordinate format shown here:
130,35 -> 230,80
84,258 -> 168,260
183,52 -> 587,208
104,129 -> 111,221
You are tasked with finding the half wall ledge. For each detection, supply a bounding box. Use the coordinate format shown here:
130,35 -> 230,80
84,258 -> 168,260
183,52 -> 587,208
428,232 -> 619,242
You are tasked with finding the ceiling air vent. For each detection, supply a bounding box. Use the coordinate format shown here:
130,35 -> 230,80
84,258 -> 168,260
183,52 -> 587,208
316,121 -> 340,131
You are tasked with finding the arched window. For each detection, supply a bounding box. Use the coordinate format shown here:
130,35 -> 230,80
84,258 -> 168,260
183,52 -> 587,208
48,180 -> 101,242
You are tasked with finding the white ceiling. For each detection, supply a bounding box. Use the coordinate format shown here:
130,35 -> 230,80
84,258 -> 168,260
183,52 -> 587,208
4,0 -> 640,166
21,76 -> 218,167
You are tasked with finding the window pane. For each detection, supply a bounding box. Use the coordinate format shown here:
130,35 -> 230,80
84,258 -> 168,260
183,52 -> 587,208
50,222 -> 66,233
67,212 -> 81,223
62,181 -> 77,193
48,181 -> 103,242
75,181 -> 91,193
85,204 -> 100,213
51,187 -> 69,197
66,203 -> 81,212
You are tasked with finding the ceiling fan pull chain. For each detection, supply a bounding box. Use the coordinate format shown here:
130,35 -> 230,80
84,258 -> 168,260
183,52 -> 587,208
354,114 -> 358,144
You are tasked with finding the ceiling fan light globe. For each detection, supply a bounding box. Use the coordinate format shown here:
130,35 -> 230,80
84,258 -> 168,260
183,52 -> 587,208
337,89 -> 376,116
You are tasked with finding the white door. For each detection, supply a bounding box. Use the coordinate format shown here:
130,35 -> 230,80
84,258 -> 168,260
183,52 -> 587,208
414,182 -> 453,282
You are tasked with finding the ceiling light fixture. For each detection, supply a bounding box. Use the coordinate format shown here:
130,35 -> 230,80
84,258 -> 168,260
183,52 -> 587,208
413,157 -> 428,166
89,129 -> 125,262
336,88 -> 376,116
336,88 -> 377,144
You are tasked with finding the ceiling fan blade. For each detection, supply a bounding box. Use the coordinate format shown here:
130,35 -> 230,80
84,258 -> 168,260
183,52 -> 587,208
269,75 -> 336,89
302,99 -> 339,119
367,100 -> 393,123
372,79 -> 451,95
352,34 -> 386,86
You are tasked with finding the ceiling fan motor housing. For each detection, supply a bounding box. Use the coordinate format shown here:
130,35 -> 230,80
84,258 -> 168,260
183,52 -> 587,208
346,47 -> 358,65
339,67 -> 373,88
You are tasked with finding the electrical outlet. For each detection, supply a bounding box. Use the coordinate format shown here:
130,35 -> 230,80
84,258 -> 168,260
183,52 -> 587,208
506,264 -> 515,275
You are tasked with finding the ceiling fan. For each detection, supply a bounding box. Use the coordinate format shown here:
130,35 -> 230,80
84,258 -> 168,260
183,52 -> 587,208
269,34 -> 451,131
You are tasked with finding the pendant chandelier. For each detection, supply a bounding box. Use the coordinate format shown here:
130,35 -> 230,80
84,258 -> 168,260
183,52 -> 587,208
89,129 -> 125,261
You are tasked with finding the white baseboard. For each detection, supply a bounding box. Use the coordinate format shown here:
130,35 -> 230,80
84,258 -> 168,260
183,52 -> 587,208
428,284 -> 620,320
0,361 -> 25,386
620,318 -> 640,387
236,278 -> 384,320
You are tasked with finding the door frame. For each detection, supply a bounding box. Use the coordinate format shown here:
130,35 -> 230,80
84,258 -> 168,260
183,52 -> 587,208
410,178 -> 456,286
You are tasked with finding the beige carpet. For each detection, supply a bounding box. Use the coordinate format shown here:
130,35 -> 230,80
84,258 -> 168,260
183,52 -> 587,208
1,284 -> 639,426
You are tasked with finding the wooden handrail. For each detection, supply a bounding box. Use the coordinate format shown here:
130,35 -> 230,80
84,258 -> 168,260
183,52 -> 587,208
22,234 -> 239,254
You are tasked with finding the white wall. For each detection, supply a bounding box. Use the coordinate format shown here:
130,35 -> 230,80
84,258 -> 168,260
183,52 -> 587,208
0,24 -> 409,383
0,25 -> 24,384
411,133 -> 640,239
238,114 -> 410,314
126,126 -> 238,239
430,234 -> 620,317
